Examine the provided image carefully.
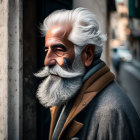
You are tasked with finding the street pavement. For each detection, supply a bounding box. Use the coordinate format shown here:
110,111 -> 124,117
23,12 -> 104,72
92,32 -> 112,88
119,60 -> 140,117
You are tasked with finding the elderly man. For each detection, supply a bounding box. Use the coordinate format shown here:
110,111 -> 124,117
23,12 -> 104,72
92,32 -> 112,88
35,8 -> 140,140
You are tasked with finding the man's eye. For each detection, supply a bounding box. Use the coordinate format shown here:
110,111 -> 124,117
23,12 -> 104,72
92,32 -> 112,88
53,48 -> 65,56
55,48 -> 64,52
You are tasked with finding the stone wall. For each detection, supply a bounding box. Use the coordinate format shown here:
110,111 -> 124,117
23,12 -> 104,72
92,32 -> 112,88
0,0 -> 23,139
0,0 -> 8,139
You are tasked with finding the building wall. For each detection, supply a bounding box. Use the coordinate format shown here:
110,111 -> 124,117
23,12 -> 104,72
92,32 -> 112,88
0,0 -> 23,140
129,18 -> 140,61
0,0 -> 8,139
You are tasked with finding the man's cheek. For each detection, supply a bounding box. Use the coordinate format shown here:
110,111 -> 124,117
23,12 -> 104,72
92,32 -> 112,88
62,58 -> 73,69
55,57 -> 64,66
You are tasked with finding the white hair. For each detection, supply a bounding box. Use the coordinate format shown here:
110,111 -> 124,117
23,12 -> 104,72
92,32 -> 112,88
40,7 -> 107,59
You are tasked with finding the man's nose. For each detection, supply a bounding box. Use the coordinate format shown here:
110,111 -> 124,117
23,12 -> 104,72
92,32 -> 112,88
44,49 -> 56,66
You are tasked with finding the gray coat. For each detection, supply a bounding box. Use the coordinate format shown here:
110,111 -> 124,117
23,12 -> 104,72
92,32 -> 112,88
49,64 -> 140,140
73,81 -> 140,140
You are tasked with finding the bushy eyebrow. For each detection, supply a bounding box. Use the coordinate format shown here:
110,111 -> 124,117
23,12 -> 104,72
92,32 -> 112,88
45,44 -> 67,51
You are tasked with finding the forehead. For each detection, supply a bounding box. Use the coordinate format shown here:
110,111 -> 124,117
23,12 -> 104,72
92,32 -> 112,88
45,26 -> 73,47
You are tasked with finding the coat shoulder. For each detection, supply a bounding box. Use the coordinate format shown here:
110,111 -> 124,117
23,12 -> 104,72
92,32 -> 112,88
90,81 -> 140,126
92,81 -> 137,112
75,81 -> 140,140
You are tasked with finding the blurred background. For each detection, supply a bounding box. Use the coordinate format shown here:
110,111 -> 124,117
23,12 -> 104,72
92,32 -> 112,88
0,0 -> 140,140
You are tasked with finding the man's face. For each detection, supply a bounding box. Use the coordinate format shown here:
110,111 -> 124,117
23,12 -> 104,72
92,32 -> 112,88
44,26 -> 75,68
35,25 -> 87,107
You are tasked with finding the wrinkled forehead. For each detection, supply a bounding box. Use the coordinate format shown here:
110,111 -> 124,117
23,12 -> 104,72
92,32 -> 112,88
45,25 -> 74,48
45,25 -> 71,40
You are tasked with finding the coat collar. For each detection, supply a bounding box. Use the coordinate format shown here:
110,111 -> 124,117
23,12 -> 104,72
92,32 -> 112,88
49,65 -> 115,140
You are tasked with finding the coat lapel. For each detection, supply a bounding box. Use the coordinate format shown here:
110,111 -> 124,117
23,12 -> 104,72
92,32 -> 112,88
49,106 -> 61,140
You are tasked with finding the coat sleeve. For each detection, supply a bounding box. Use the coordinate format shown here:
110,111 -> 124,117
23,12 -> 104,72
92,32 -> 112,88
86,108 -> 135,140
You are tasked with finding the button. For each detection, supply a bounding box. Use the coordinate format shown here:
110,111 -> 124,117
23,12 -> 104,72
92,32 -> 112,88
82,102 -> 86,106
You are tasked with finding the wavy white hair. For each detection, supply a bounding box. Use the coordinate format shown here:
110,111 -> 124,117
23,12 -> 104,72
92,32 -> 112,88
40,7 -> 107,59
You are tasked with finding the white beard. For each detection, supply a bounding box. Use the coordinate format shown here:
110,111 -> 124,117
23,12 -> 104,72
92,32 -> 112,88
35,46 -> 85,108
35,74 -> 83,107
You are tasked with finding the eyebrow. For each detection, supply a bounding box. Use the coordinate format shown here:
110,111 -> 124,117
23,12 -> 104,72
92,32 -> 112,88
45,44 -> 67,51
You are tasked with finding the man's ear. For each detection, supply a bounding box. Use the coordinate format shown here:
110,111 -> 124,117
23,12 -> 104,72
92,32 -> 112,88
82,44 -> 94,67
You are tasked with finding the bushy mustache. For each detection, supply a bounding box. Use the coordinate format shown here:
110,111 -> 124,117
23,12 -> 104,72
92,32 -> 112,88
34,63 -> 85,107
34,64 -> 85,79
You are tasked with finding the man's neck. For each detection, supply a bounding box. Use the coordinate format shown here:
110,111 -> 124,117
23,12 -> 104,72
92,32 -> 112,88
83,59 -> 105,82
